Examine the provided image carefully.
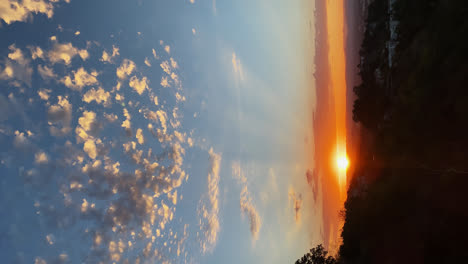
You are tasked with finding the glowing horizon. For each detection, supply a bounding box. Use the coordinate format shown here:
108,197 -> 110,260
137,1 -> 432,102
327,0 -> 348,196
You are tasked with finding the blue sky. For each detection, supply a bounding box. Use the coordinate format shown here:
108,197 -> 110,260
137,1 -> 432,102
0,0 -> 321,263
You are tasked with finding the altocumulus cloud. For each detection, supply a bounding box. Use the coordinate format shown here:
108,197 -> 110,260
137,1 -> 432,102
0,32 -> 222,263
0,45 -> 33,87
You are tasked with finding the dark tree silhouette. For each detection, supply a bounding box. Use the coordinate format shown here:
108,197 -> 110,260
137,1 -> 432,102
295,244 -> 337,264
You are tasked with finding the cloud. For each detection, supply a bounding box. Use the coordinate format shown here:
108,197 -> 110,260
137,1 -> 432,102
144,58 -> 151,67
0,0 -> 57,25
75,111 -> 102,159
7,37 -> 198,263
75,110 -> 101,142
198,148 -> 221,254
34,257 -> 47,264
61,67 -> 98,91
152,49 -> 159,59
83,139 -> 97,159
48,40 -> 89,65
160,76 -> 169,88
121,108 -> 132,136
232,162 -> 262,241
8,44 -> 28,64
35,151 -> 49,164
306,169 -> 319,202
0,45 -> 33,87
38,89 -> 51,100
231,52 -> 244,81
159,60 -> 180,87
240,191 -> 261,240
136,128 -> 144,145
288,187 -> 303,224
13,130 -> 32,149
83,87 -> 111,106
29,46 -> 44,59
170,58 -> 178,69
142,109 -> 168,136
103,113 -> 118,123
101,45 -> 119,63
116,59 -> 136,79
37,65 -> 56,80
47,138 -> 189,259
47,96 -> 72,136
129,75 -> 148,95
46,234 -> 55,245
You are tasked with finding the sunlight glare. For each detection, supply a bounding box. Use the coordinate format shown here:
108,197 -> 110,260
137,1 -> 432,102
336,155 -> 349,171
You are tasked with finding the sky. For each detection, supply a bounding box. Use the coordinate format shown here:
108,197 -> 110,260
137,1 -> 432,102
0,0 -> 351,263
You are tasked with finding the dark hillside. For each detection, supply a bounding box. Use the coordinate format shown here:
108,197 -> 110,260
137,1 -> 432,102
341,0 -> 468,263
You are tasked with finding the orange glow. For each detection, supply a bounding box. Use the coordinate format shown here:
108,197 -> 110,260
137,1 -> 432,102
327,0 -> 347,195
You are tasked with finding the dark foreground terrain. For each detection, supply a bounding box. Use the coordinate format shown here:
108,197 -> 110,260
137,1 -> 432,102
297,0 -> 468,263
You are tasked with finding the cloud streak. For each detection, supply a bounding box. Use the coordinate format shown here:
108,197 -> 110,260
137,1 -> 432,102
198,148 -> 222,254
288,187 -> 303,224
232,162 -> 262,242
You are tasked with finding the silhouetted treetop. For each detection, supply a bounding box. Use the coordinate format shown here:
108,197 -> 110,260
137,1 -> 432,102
295,244 -> 337,264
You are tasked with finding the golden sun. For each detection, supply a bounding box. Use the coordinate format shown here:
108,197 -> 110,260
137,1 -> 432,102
336,155 -> 349,171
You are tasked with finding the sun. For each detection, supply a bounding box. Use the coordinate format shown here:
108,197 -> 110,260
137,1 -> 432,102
336,155 -> 349,171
